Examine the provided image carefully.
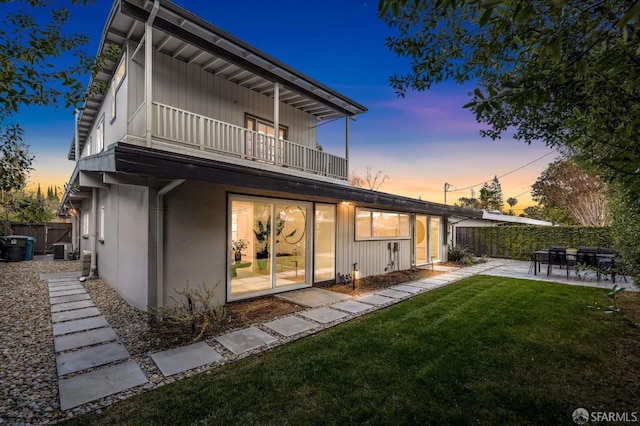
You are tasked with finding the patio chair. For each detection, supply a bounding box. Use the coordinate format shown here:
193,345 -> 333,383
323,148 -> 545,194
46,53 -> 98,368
547,247 -> 569,279
527,248 -> 536,274
573,247 -> 598,280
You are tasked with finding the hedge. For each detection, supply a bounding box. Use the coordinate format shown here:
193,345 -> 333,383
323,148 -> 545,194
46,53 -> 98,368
455,226 -> 613,260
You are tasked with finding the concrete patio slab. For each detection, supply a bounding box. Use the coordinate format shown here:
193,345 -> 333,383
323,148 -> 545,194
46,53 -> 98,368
54,327 -> 118,353
299,307 -> 349,324
375,289 -> 411,299
391,284 -> 423,294
40,271 -> 82,280
58,361 -> 147,410
263,316 -> 316,337
331,300 -> 372,314
49,288 -> 87,298
275,287 -> 350,307
50,293 -> 91,305
150,342 -> 223,376
56,342 -> 130,376
356,294 -> 395,306
215,327 -> 278,355
51,307 -> 101,323
51,300 -> 95,313
52,316 -> 109,336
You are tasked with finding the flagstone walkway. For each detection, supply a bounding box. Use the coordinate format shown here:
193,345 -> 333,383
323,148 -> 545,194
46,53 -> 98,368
41,258 -> 635,413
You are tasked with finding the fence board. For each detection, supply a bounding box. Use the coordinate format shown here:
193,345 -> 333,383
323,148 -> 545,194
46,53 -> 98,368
8,222 -> 72,255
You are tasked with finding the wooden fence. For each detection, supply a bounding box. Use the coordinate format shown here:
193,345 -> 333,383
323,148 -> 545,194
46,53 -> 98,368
8,222 -> 72,255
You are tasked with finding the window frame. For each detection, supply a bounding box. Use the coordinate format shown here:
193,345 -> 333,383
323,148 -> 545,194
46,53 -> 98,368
355,207 -> 411,241
99,206 -> 105,242
110,55 -> 126,122
96,115 -> 104,153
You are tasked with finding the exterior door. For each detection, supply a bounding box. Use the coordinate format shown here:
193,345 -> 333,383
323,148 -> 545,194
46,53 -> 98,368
415,215 -> 428,265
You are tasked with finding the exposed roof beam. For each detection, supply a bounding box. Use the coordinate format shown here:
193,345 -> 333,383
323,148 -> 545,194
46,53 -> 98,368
201,56 -> 222,70
172,42 -> 189,58
155,34 -> 171,52
187,50 -> 206,64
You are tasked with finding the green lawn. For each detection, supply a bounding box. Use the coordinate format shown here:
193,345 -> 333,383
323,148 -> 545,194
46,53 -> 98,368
65,276 -> 639,425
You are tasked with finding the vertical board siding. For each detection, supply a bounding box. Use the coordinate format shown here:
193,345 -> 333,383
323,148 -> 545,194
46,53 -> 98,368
152,51 -> 316,148
335,205 -> 412,280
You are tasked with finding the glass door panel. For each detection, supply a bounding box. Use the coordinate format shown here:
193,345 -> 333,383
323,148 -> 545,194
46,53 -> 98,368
230,200 -> 272,296
314,204 -> 335,282
275,204 -> 307,287
429,216 -> 442,263
416,215 -> 428,265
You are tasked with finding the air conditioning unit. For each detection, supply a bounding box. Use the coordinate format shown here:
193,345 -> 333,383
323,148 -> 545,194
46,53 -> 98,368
53,243 -> 73,260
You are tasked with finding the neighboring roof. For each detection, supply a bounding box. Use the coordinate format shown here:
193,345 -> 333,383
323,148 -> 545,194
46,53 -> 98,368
65,143 -> 483,218
69,0 -> 368,160
481,211 -> 553,226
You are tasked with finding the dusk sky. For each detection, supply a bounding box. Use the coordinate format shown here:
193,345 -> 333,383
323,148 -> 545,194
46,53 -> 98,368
13,0 -> 558,213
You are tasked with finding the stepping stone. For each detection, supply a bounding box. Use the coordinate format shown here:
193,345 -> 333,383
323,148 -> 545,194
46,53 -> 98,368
51,307 -> 101,323
48,284 -> 85,293
299,307 -> 349,324
51,300 -> 95,313
356,294 -> 394,305
52,316 -> 109,336
331,300 -> 372,314
215,327 -> 278,355
391,284 -> 423,294
50,293 -> 91,305
376,289 -> 411,299
263,316 -> 316,337
40,271 -> 82,280
56,342 -> 130,376
58,361 -> 147,410
54,327 -> 118,352
150,342 -> 223,376
49,288 -> 86,298
404,281 -> 439,290
276,287 -> 350,308
48,279 -> 80,286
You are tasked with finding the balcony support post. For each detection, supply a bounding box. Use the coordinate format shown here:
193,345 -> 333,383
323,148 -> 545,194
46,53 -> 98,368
345,116 -> 350,179
274,82 -> 280,165
144,1 -> 160,147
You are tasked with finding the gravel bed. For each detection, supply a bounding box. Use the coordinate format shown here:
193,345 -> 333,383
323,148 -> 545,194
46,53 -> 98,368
0,257 -> 81,425
0,255 -> 473,424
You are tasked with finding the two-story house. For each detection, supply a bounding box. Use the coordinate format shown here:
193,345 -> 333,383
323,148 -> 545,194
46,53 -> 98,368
60,0 -> 481,311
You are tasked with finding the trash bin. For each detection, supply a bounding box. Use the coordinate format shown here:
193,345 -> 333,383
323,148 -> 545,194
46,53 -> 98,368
2,236 -> 28,262
23,236 -> 35,260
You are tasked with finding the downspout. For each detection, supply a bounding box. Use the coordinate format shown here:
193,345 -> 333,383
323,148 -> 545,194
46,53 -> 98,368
144,0 -> 160,147
88,188 -> 98,278
156,179 -> 185,308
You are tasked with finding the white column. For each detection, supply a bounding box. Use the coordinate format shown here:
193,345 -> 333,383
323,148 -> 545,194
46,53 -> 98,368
89,188 -> 98,278
345,116 -> 350,179
144,21 -> 153,147
273,83 -> 280,165
74,109 -> 80,161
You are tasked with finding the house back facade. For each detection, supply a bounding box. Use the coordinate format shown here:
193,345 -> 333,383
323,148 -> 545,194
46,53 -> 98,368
61,0 -> 480,311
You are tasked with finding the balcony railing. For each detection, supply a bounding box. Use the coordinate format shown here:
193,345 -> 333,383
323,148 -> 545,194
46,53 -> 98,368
149,102 -> 347,180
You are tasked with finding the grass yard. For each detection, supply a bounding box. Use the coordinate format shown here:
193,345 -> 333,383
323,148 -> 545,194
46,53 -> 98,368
64,276 -> 640,425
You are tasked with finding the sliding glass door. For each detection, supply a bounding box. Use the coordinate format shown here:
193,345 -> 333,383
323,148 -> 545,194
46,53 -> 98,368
229,196 -> 311,300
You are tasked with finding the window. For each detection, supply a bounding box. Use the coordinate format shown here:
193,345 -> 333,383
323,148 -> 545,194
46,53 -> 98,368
99,206 -> 105,241
82,212 -> 89,236
96,117 -> 104,153
111,56 -> 126,120
84,137 -> 92,157
315,204 -> 335,282
355,208 -> 410,240
245,114 -> 288,162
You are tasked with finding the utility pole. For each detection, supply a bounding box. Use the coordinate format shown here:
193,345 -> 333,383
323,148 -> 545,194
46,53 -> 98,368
443,182 -> 451,204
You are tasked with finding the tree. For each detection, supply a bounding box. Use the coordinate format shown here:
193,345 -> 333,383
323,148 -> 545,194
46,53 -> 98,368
478,176 -> 503,211
531,159 -> 611,226
0,125 -> 33,233
378,0 -> 640,279
349,166 -> 390,191
457,196 -> 480,209
378,0 -> 640,197
506,197 -> 517,215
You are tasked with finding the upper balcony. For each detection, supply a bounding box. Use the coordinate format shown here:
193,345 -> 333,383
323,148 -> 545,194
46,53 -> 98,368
69,0 -> 367,183
126,101 -> 348,180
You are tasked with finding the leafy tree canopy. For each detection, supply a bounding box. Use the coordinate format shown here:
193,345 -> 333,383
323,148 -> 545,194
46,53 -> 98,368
378,0 -> 640,202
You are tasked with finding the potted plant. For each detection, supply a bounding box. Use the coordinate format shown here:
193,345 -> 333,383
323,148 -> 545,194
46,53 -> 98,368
254,216 -> 295,269
232,238 -> 248,262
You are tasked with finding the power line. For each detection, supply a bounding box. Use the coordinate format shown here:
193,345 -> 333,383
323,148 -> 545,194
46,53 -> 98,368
449,151 -> 556,192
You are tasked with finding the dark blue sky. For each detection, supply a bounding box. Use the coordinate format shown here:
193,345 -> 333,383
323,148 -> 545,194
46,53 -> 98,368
13,0 -> 556,209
